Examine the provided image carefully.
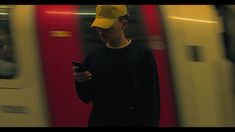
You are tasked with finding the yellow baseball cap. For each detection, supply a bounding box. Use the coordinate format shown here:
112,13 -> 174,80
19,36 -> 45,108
91,5 -> 128,29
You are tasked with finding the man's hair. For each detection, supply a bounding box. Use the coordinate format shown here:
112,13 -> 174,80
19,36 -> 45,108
118,15 -> 128,22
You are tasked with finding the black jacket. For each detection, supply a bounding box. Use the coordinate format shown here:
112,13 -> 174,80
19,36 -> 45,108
75,41 -> 160,127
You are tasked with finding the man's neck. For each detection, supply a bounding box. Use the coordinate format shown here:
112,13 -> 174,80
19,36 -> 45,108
106,39 -> 131,49
108,34 -> 128,48
109,39 -> 128,47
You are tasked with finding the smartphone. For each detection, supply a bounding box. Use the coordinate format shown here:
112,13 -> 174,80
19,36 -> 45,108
72,61 -> 87,72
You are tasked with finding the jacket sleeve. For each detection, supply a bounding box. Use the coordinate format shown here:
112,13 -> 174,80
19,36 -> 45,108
141,48 -> 160,127
74,55 -> 94,104
75,80 -> 94,104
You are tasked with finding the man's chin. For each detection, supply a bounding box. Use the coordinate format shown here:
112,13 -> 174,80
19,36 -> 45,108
101,39 -> 110,43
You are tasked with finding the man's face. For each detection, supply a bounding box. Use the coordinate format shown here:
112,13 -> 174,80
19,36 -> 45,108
95,20 -> 123,43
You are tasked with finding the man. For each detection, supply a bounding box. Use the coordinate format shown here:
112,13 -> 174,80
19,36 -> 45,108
73,5 -> 160,127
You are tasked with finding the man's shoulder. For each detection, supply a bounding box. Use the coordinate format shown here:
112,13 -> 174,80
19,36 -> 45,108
131,40 -> 152,52
85,45 -> 106,59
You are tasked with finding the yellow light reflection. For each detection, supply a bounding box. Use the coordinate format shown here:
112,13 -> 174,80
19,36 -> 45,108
75,13 -> 96,15
0,13 -> 8,15
46,11 -> 96,15
169,16 -> 218,24
49,31 -> 71,37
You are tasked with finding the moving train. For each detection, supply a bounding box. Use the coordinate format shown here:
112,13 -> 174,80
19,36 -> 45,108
0,5 -> 235,127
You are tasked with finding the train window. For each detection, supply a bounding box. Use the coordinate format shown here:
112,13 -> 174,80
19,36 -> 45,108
77,5 -> 102,56
0,6 -> 16,79
214,5 -> 235,63
125,5 -> 148,43
77,5 -> 147,56
187,45 -> 204,62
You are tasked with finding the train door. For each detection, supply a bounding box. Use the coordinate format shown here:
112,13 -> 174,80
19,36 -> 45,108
36,5 -> 90,127
35,5 -> 178,127
160,5 -> 235,126
140,5 -> 178,127
214,5 -> 235,125
0,5 -> 49,126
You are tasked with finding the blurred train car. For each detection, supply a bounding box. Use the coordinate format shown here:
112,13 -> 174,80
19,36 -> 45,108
0,5 -> 234,127
160,5 -> 235,126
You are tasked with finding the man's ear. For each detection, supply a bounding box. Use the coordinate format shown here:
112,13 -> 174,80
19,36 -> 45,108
121,20 -> 128,30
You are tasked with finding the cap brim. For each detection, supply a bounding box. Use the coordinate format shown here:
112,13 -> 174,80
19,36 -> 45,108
91,18 -> 117,29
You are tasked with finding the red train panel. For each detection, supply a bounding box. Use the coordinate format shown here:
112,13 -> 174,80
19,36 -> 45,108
36,5 -> 91,127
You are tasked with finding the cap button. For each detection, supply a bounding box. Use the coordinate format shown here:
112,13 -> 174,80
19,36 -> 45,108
129,106 -> 134,110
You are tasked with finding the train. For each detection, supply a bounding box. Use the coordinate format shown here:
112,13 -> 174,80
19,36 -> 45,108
0,5 -> 235,127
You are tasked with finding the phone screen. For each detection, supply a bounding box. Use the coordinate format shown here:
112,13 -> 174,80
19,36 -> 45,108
72,61 -> 86,72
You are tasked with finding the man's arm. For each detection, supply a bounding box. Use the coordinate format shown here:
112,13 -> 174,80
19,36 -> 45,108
74,55 -> 94,104
142,47 -> 160,126
75,79 -> 94,104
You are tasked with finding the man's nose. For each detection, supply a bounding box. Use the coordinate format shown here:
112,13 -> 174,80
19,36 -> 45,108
98,30 -> 108,36
98,29 -> 106,33
97,29 -> 103,33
